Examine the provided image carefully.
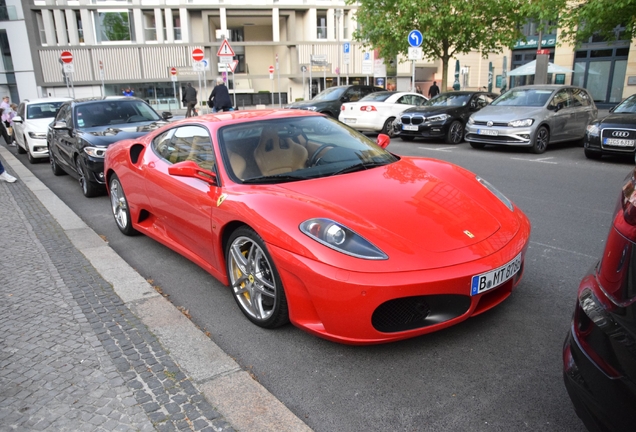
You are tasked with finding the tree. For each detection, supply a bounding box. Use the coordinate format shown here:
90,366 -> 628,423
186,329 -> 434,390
558,0 -> 636,46
348,0 -> 523,92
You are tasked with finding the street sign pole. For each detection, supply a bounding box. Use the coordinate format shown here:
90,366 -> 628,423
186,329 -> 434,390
412,60 -> 415,92
408,30 -> 423,93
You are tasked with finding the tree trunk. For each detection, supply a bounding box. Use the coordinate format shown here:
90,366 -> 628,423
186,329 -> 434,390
441,56 -> 449,94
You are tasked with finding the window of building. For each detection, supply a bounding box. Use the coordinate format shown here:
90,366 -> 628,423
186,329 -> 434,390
573,44 -> 629,104
227,28 -> 244,42
173,13 -> 181,41
75,11 -> 84,43
0,30 -> 13,71
142,11 -> 156,41
35,12 -> 47,45
317,13 -> 326,40
94,10 -> 134,43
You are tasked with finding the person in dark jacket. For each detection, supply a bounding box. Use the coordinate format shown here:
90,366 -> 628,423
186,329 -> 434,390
428,81 -> 440,98
208,78 -> 234,112
183,83 -> 198,117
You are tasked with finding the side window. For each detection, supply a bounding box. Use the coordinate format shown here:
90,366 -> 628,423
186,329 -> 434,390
414,95 -> 427,106
346,87 -> 363,102
570,88 -> 590,107
549,89 -> 570,109
55,105 -> 68,123
156,126 -> 215,170
153,129 -> 176,161
18,103 -> 25,117
473,95 -> 489,108
396,95 -> 410,105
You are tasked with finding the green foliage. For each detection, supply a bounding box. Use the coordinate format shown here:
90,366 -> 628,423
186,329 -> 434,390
348,0 -> 524,92
101,12 -> 131,42
558,0 -> 636,46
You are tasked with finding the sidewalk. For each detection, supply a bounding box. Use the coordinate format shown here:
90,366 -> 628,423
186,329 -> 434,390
0,146 -> 312,431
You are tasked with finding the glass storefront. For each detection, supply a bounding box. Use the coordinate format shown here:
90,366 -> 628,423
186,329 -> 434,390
571,43 -> 629,105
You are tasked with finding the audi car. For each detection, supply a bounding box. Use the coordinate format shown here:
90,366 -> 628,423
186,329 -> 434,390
584,94 -> 636,160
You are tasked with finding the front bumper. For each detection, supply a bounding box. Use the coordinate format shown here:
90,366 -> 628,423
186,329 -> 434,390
584,130 -> 636,156
83,154 -> 107,185
26,136 -> 50,159
268,217 -> 530,344
464,124 -> 534,146
394,120 -> 450,139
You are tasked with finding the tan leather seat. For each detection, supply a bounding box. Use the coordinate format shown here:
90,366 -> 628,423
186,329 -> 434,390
254,127 -> 308,176
228,151 -> 247,179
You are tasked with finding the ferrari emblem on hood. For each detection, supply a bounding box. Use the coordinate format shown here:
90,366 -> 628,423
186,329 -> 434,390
463,230 -> 475,238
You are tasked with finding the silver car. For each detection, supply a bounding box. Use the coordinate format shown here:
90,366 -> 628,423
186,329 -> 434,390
465,85 -> 597,154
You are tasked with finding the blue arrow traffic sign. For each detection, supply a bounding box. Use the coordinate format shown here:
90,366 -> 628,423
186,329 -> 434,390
343,42 -> 350,54
408,30 -> 423,47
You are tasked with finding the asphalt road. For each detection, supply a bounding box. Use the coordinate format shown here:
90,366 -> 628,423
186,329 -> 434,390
15,137 -> 633,432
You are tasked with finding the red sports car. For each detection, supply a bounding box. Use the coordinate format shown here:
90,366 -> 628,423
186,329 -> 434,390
104,110 -> 531,344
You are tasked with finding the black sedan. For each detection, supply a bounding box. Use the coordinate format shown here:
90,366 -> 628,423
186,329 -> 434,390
394,91 -> 498,144
584,94 -> 636,160
48,97 -> 171,197
563,168 -> 636,431
285,85 -> 383,118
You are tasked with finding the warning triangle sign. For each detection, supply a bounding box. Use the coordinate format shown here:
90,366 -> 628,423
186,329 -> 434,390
217,40 -> 235,57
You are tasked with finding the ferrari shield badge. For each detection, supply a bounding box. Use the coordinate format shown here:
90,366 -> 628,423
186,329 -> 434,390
217,193 -> 227,207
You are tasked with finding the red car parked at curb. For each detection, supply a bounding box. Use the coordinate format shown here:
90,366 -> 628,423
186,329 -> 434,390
104,110 -> 531,344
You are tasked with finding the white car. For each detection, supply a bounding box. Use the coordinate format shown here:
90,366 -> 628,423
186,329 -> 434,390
14,97 -> 71,163
339,91 -> 428,136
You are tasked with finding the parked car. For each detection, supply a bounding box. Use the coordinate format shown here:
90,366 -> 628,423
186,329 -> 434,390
465,85 -> 597,154
584,94 -> 636,160
394,91 -> 498,144
13,97 -> 71,163
563,167 -> 636,431
104,109 -> 531,344
338,91 -> 428,137
47,97 -> 172,197
285,85 -> 383,118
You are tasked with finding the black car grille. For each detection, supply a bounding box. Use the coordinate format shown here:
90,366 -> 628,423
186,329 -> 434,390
601,128 -> 636,150
472,120 -> 509,127
401,115 -> 425,125
371,294 -> 471,333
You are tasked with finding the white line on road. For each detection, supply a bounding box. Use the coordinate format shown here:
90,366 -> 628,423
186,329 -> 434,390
511,157 -> 558,164
529,241 -> 597,259
418,146 -> 455,152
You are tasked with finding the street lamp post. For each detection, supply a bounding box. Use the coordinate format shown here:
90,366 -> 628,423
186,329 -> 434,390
335,9 -> 343,86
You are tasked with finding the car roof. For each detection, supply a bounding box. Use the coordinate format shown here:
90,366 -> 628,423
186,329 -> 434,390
23,97 -> 72,105
71,96 -> 145,105
509,85 -> 582,91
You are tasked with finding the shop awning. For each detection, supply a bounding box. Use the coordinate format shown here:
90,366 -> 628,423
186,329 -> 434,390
508,60 -> 574,76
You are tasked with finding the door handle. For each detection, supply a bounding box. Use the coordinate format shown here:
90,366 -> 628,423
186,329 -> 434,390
148,161 -> 155,168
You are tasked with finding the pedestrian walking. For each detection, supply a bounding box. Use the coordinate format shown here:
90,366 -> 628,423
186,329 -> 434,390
428,81 -> 440,98
7,103 -> 17,138
0,108 -> 14,146
0,160 -> 16,182
183,83 -> 198,118
208,77 -> 234,113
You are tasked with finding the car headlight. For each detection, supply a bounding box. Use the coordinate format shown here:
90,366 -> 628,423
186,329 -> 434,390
427,113 -> 450,122
83,146 -> 107,158
28,132 -> 47,140
476,176 -> 514,211
300,218 -> 388,260
586,124 -> 600,136
508,119 -> 534,128
467,117 -> 475,125
306,106 -> 318,111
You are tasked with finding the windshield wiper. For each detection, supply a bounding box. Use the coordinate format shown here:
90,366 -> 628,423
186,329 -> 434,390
242,174 -> 306,184
331,161 -> 386,176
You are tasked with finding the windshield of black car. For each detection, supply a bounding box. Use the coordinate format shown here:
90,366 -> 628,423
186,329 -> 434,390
425,93 -> 470,107
491,89 -> 553,107
75,100 -> 161,128
360,92 -> 395,102
219,116 -> 398,183
614,95 -> 636,113
27,102 -> 65,119
312,87 -> 347,102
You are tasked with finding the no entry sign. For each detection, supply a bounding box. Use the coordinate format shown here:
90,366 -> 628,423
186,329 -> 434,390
191,48 -> 204,62
268,65 -> 274,74
170,67 -> 177,76
60,51 -> 73,64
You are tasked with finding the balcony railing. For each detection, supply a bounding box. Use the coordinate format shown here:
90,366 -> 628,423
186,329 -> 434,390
0,6 -> 18,21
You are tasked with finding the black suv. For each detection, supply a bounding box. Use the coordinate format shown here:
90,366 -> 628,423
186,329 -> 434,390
47,97 -> 171,197
285,85 -> 383,118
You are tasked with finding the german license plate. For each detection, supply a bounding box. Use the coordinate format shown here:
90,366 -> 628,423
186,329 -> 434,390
403,125 -> 418,131
604,138 -> 635,147
478,129 -> 498,136
343,118 -> 356,124
471,253 -> 522,296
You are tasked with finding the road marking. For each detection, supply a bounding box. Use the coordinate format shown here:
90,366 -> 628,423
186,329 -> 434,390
511,156 -> 557,164
418,146 -> 454,152
530,241 -> 597,259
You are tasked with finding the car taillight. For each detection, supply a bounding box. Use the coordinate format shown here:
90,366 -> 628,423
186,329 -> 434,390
360,106 -> 377,112
341,105 -> 346,111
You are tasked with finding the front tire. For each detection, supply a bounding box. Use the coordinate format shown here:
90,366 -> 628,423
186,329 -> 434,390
26,143 -> 37,164
226,227 -> 289,329
16,136 -> 26,154
445,120 -> 464,144
75,157 -> 101,197
49,145 -> 65,176
531,126 -> 549,154
382,117 -> 396,137
109,174 -> 138,236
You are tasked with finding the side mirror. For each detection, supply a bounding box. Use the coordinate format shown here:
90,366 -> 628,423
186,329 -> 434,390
340,96 -> 350,103
555,102 -> 564,112
52,120 -> 70,130
168,160 -> 217,185
162,112 -> 173,120
377,133 -> 391,149
12,115 -> 22,123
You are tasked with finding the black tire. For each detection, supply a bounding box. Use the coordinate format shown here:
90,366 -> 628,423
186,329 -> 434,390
26,144 -> 37,164
584,148 -> 603,160
531,126 -> 549,154
469,142 -> 486,149
75,156 -> 101,197
445,120 -> 464,144
16,136 -> 26,154
226,226 -> 289,329
400,136 -> 415,142
109,174 -> 138,236
382,117 -> 396,137
49,145 -> 65,176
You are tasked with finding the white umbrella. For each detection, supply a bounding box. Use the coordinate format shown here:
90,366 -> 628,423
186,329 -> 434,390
507,60 -> 574,76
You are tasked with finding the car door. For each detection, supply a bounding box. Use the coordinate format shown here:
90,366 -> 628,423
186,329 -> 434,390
142,125 -> 218,265
570,88 -> 595,138
546,89 -> 574,142
50,104 -> 77,172
13,102 -> 26,149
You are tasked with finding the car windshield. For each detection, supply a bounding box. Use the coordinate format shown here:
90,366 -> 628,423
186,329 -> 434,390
425,93 -> 471,107
312,87 -> 347,102
360,92 -> 395,102
27,102 -> 65,119
491,89 -> 554,107
613,95 -> 636,113
219,116 -> 398,183
75,100 -> 161,129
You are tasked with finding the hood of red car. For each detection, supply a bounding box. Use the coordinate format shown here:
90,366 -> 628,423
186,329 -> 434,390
276,158 -> 506,256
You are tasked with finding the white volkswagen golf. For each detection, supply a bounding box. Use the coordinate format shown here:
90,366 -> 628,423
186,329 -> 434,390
13,97 -> 71,163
